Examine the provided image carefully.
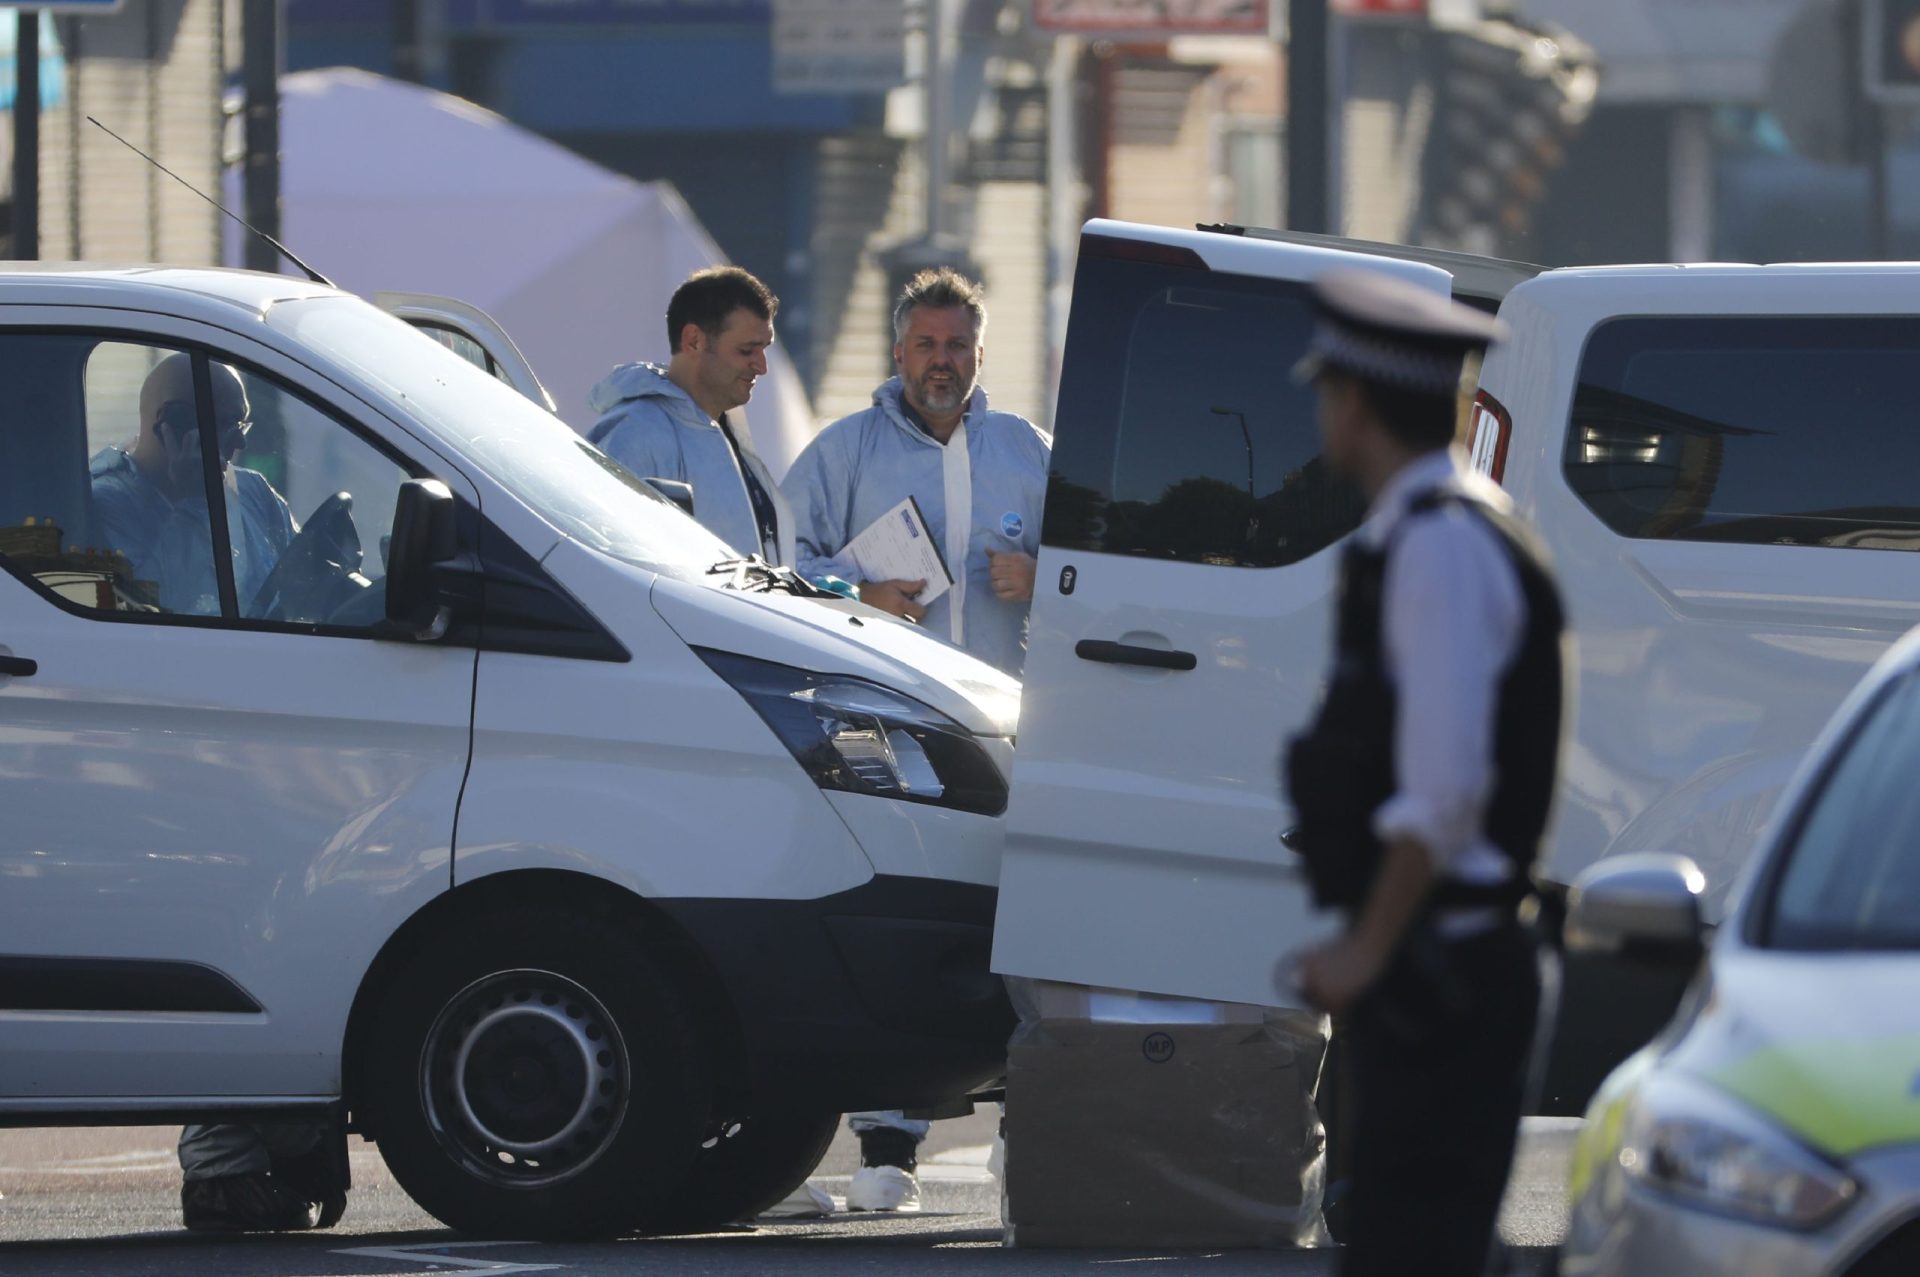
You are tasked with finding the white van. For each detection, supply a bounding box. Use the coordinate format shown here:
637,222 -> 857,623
992,221 -> 1920,1104
0,266 -> 1019,1237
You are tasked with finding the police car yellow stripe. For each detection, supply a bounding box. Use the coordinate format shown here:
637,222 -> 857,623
1706,1033 -> 1920,1158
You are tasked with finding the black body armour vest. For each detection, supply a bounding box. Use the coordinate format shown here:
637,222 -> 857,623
1285,489 -> 1566,912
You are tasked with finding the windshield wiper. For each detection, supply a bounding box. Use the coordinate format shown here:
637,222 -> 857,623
706,556 -> 833,598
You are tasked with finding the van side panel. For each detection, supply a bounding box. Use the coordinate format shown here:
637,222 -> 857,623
0,312 -> 485,1106
450,536 -> 879,902
1482,272 -> 1920,915
0,587 -> 471,1101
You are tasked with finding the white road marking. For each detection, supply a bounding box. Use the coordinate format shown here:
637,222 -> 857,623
0,1153 -> 177,1175
814,1165 -> 993,1186
926,1142 -> 993,1167
331,1241 -> 563,1273
0,1145 -> 383,1178
62,1150 -> 177,1167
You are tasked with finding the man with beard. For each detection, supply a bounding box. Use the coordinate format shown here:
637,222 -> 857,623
781,268 -> 1048,1212
784,267 -> 1049,679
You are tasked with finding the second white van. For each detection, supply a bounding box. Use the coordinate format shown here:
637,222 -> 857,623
992,221 -> 1920,1107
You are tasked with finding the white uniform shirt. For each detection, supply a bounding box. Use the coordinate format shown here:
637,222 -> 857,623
1358,447 -> 1526,903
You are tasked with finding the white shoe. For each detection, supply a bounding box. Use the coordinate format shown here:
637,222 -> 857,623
846,1165 -> 922,1213
758,1180 -> 835,1220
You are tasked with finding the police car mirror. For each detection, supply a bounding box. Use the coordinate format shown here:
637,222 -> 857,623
1564,853 -> 1706,960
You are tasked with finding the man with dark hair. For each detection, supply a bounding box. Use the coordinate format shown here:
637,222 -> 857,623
1284,271 -> 1565,1277
588,266 -> 793,564
784,267 -> 1049,679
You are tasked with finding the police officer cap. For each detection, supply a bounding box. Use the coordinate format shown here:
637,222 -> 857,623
1293,269 -> 1506,397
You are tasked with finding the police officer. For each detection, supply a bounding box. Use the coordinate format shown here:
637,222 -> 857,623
781,268 -> 1047,1210
1283,271 -> 1565,1277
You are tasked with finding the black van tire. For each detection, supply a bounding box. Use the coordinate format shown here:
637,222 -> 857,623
363,906 -> 713,1240
639,1110 -> 841,1234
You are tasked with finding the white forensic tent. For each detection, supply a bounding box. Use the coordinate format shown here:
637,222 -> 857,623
233,67 -> 816,478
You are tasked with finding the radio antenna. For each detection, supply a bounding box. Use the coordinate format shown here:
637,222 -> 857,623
86,115 -> 334,288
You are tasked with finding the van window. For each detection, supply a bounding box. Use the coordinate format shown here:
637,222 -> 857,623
0,336 -> 221,616
1044,256 -> 1363,568
229,371 -> 409,627
0,332 -> 409,630
1569,317 -> 1920,551
412,320 -> 515,387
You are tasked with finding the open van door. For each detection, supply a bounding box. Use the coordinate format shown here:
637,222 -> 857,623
991,221 -> 1457,1008
1197,223 -> 1542,312
376,292 -> 558,412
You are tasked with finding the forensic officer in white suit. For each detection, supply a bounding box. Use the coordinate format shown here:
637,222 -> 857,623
782,268 -> 1049,1209
783,267 -> 1049,679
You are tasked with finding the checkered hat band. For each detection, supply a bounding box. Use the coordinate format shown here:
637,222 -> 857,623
1310,320 -> 1467,395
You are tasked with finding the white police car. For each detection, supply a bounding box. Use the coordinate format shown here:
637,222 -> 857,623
1559,626 -> 1920,1277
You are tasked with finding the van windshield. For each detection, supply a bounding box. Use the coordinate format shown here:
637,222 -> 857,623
265,294 -> 733,576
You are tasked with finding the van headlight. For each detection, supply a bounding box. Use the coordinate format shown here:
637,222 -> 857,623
1620,1074 -> 1857,1230
697,649 -> 1008,816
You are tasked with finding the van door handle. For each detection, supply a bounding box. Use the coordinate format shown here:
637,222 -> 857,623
1074,640 -> 1197,672
0,655 -> 37,678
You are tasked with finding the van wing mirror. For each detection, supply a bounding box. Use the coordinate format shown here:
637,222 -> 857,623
1565,853 -> 1707,959
644,477 -> 696,518
385,478 -> 459,640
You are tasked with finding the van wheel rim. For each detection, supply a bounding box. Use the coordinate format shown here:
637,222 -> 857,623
420,969 -> 631,1189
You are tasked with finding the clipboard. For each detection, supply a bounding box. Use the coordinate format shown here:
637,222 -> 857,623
843,496 -> 954,606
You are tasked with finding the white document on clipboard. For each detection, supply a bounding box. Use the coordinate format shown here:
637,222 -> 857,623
843,496 -> 954,607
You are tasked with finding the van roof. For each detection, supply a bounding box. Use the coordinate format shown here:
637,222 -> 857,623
1541,261 -> 1920,277
1196,223 -> 1543,309
1081,218 -> 1456,299
0,263 -> 338,320
1498,259 -> 1920,315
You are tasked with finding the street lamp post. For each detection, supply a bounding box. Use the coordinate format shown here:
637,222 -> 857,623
241,0 -> 283,274
1286,0 -> 1330,234
13,9 -> 39,259
1210,405 -> 1256,504
1210,404 -> 1260,544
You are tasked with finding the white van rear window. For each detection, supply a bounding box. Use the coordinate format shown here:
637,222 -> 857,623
1043,251 -> 1363,569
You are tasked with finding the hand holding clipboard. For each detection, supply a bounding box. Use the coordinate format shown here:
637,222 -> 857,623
844,498 -> 954,617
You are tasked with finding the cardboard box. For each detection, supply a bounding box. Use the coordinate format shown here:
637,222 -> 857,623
1002,980 -> 1330,1249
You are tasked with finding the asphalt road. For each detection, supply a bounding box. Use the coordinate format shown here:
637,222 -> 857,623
0,1112 -> 1577,1275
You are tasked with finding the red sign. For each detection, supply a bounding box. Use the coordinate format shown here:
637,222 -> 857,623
1032,0 -> 1270,35
1330,0 -> 1428,13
